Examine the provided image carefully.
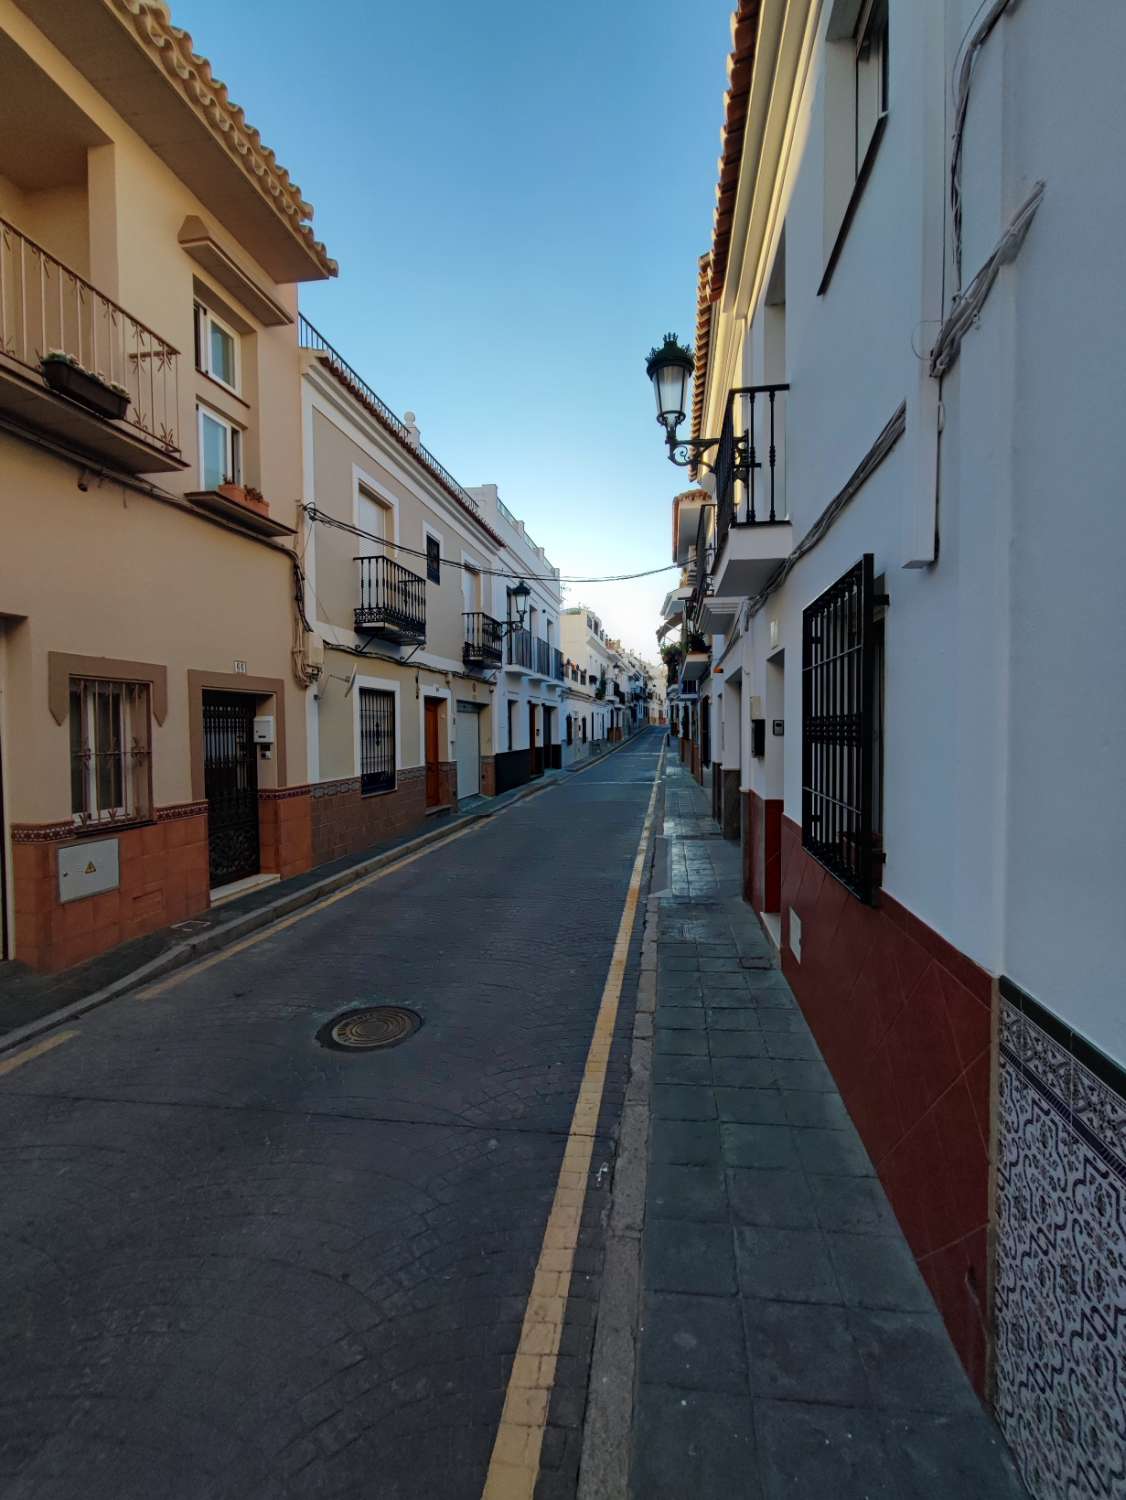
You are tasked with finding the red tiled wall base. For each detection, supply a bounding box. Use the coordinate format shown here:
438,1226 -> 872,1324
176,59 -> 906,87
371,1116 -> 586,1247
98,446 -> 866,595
309,767 -> 428,866
778,815 -> 993,1395
745,791 -> 782,912
11,807 -> 209,972
481,756 -> 496,797
721,770 -> 740,840
258,789 -> 313,882
438,760 -> 457,805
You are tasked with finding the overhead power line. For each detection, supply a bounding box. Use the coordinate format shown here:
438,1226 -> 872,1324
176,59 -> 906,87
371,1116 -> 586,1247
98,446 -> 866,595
300,504 -> 678,583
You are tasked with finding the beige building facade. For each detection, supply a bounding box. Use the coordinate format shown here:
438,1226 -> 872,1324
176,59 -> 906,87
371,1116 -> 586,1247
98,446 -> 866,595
0,0 -> 335,970
298,326 -> 510,857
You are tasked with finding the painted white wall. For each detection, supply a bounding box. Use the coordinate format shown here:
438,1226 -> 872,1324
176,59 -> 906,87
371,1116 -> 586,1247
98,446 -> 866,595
702,0 -> 1126,1065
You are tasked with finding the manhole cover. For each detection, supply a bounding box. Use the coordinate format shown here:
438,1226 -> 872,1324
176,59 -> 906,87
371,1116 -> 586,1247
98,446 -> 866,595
317,1006 -> 422,1052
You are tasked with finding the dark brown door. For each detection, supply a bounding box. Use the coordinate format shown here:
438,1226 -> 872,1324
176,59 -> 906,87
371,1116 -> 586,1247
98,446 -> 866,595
425,698 -> 442,807
202,691 -> 259,887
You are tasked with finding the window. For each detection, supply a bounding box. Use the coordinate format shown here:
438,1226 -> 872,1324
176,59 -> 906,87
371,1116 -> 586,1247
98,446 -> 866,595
359,687 -> 395,794
426,534 -> 441,583
566,715 -> 573,746
801,554 -> 885,902
854,0 -> 888,174
69,679 -> 151,825
198,407 -> 242,490
193,302 -> 240,392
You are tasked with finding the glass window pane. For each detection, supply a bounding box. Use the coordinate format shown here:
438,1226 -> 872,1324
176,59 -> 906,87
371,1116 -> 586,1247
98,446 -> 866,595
201,412 -> 228,489
209,320 -> 236,387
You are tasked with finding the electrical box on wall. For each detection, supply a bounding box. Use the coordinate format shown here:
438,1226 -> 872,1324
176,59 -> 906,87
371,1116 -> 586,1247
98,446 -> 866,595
253,716 -> 275,745
751,718 -> 766,757
58,838 -> 119,903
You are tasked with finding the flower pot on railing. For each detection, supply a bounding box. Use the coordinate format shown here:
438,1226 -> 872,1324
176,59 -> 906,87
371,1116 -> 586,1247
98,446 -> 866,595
40,352 -> 130,420
217,482 -> 270,517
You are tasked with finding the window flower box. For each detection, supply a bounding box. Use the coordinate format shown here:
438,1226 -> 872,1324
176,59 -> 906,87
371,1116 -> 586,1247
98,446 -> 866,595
41,352 -> 130,421
216,482 -> 270,518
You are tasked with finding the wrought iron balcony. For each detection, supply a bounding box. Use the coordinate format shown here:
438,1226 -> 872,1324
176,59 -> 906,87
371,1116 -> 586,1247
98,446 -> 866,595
0,215 -> 183,472
354,555 -> 426,641
464,611 -> 503,668
552,647 -> 566,681
712,383 -> 792,600
506,626 -> 533,670
534,635 -> 553,677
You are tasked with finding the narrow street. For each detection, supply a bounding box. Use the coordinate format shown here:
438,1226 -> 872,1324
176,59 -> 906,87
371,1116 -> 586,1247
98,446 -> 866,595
0,732 -> 663,1500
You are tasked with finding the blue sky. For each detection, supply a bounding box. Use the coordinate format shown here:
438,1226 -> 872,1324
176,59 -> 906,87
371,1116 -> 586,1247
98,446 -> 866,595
183,0 -> 732,655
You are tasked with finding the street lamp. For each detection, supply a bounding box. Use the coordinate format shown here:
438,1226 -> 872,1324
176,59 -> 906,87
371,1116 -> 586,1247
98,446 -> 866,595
499,579 -> 531,636
646,333 -> 710,468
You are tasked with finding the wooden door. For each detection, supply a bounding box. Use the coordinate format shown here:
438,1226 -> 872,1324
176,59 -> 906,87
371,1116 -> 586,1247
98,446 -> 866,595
529,702 -> 541,776
424,698 -> 442,807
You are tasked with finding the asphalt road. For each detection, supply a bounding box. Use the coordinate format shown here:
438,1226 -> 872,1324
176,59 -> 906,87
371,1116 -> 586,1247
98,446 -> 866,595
0,729 -> 663,1500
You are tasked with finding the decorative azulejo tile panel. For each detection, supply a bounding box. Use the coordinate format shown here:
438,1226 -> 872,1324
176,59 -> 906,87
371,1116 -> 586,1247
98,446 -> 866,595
996,982 -> 1126,1499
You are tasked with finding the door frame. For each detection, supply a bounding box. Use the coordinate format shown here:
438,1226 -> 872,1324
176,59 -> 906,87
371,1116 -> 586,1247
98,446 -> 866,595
201,688 -> 261,888
188,671 -> 287,801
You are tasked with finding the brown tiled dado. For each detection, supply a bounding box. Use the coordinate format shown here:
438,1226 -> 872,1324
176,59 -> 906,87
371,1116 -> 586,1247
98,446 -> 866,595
777,814 -> 994,1394
10,803 -> 209,972
309,767 -> 428,866
744,790 -> 782,912
480,755 -> 496,797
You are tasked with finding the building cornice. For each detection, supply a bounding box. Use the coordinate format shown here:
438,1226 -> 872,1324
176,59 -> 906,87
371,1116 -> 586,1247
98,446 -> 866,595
110,0 -> 336,277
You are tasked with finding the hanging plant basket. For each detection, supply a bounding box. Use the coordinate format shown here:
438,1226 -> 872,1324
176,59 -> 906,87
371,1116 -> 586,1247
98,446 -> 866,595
41,353 -> 130,420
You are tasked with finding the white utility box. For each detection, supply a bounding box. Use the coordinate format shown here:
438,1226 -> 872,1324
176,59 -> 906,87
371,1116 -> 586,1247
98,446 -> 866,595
253,715 -> 275,745
58,838 -> 120,903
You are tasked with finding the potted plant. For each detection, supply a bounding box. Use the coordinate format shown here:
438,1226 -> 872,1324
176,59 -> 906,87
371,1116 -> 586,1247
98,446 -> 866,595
686,631 -> 709,654
41,351 -> 130,420
216,480 -> 270,517
594,672 -> 607,701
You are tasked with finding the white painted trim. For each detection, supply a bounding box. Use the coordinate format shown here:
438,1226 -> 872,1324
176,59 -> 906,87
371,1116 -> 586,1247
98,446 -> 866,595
351,674 -> 402,787
196,402 -> 243,488
352,463 -> 399,549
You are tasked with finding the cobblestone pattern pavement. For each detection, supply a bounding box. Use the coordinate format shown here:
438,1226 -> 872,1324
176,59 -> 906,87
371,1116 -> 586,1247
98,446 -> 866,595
628,761 -> 1028,1499
0,731 -> 664,1500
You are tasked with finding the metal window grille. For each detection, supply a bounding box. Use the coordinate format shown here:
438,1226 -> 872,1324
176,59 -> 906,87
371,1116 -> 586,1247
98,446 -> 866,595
801,554 -> 883,903
359,688 -> 395,794
426,535 -> 441,583
69,679 -> 151,825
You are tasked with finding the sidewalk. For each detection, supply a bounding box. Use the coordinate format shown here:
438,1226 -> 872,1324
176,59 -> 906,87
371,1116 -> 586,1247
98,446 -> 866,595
617,762 -> 1026,1497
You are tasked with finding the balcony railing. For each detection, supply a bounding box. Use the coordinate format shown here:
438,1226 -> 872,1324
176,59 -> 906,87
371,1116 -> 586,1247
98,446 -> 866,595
714,383 -> 789,561
464,611 -> 503,668
552,647 -> 565,681
534,635 -> 552,677
507,626 -> 533,669
0,215 -> 181,461
300,315 -> 481,516
354,554 -> 426,641
689,502 -> 714,622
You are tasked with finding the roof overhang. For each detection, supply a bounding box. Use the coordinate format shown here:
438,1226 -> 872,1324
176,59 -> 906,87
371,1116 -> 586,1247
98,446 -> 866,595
13,0 -> 337,283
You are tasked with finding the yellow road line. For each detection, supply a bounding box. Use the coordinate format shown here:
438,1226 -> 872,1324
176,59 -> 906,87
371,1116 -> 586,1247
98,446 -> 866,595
481,746 -> 663,1500
0,1030 -> 78,1076
136,818 -> 485,1002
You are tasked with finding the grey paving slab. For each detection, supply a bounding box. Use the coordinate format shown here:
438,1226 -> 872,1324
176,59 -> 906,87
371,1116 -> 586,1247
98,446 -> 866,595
721,1122 -> 802,1171
652,1053 -> 713,1087
743,1298 -> 870,1404
709,1029 -> 768,1058
649,1119 -> 722,1167
755,1401 -> 897,1500
714,1086 -> 790,1125
648,1162 -> 729,1221
652,1084 -> 717,1120
727,1168 -> 818,1228
827,1233 -> 935,1313
632,1388 -> 761,1500
793,1125 -> 874,1176
654,1026 -> 709,1055
734,1226 -> 842,1304
645,1221 -> 736,1296
639,1293 -> 748,1393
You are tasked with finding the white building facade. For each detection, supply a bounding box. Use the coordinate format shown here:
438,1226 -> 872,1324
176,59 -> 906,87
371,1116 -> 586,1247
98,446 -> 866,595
467,486 -> 566,791
661,3 -> 1126,1494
